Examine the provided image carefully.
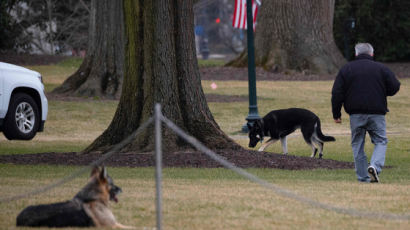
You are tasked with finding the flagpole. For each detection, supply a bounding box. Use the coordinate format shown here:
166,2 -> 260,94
242,0 -> 260,132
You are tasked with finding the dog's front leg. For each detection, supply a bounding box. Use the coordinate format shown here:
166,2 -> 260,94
83,202 -> 119,228
280,137 -> 288,155
258,138 -> 277,151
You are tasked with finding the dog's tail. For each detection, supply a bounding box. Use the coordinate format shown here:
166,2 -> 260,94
315,120 -> 336,142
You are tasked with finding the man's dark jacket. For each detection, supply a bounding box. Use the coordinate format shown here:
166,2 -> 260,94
331,54 -> 401,119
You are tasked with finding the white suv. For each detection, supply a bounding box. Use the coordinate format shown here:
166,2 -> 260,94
0,62 -> 48,140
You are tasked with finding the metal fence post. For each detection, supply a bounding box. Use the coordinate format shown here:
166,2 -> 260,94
154,103 -> 163,230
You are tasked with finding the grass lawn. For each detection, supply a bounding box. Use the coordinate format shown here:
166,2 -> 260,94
0,59 -> 409,229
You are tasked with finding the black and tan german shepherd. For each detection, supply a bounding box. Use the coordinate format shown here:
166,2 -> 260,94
248,108 -> 335,159
16,166 -> 133,229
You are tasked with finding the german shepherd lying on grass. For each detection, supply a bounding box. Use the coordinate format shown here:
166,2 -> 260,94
16,166 -> 133,228
248,108 -> 335,159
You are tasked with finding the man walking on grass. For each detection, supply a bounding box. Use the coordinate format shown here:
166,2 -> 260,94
331,43 -> 400,183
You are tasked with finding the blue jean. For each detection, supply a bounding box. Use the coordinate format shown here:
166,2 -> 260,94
349,114 -> 388,182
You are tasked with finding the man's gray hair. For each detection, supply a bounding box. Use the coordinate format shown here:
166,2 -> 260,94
355,43 -> 374,56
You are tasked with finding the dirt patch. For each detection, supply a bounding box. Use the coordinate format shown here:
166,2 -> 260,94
46,92 -> 247,103
0,150 -> 354,170
205,94 -> 248,103
200,64 -> 410,81
200,67 -> 337,81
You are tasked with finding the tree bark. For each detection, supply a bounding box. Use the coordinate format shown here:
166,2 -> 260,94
52,0 -> 124,99
228,0 -> 345,74
85,0 -> 239,153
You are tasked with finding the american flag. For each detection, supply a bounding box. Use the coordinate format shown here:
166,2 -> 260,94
232,0 -> 261,30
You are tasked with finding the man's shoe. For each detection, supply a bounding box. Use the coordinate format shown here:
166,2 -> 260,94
368,166 -> 379,183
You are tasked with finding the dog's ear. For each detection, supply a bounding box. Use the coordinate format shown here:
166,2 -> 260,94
90,166 -> 101,178
99,166 -> 108,181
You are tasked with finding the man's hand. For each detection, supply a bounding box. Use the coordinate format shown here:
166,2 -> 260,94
334,118 -> 342,124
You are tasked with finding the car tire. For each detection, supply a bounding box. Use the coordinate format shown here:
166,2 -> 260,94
3,93 -> 40,140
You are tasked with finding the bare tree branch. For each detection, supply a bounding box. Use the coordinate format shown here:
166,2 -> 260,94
78,0 -> 90,13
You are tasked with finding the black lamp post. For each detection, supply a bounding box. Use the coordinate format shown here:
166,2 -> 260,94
242,0 -> 260,132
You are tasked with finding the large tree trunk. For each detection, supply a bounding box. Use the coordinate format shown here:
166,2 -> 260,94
85,0 -> 239,153
228,0 -> 345,74
52,0 -> 124,99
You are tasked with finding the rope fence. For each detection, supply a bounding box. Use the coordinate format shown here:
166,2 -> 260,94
1,103 -> 409,229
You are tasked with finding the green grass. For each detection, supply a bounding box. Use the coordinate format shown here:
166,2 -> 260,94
1,166 -> 409,229
0,60 -> 409,229
56,57 -> 84,68
24,57 -> 83,92
0,99 -> 118,154
198,59 -> 226,67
